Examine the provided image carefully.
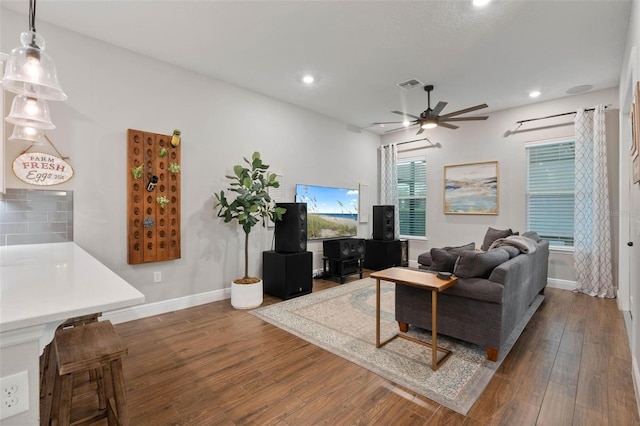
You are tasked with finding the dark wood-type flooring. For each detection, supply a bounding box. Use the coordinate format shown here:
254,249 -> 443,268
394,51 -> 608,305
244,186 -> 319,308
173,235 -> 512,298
65,271 -> 640,425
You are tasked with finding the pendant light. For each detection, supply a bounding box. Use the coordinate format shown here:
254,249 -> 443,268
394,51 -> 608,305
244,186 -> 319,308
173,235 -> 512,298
6,95 -> 55,129
9,125 -> 45,145
2,0 -> 67,101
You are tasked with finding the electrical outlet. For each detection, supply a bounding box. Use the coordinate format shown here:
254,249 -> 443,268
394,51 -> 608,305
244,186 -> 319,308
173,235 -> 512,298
0,371 -> 29,420
153,271 -> 162,283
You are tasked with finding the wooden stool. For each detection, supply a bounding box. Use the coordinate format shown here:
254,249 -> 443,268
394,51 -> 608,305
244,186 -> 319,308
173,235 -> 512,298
49,320 -> 129,426
40,313 -> 103,426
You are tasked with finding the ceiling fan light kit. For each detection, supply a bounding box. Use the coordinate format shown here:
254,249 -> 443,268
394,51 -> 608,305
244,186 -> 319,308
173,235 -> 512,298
375,84 -> 489,134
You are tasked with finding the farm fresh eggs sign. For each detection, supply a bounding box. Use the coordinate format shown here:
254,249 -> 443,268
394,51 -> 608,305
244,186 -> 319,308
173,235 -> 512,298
13,152 -> 74,186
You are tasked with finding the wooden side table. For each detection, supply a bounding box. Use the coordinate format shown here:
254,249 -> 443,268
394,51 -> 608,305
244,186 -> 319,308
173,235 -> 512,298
370,267 -> 457,371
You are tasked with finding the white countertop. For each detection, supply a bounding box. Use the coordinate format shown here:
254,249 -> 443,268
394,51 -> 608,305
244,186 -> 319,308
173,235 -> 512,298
0,242 -> 145,333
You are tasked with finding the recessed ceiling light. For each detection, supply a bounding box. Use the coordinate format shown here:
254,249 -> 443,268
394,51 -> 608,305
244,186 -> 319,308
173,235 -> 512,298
473,0 -> 491,7
402,120 -> 410,127
529,90 -> 541,98
302,75 -> 315,84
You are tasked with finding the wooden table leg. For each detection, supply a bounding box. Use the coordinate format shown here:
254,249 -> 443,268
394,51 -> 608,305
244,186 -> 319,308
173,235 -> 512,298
431,290 -> 437,370
376,278 -> 381,348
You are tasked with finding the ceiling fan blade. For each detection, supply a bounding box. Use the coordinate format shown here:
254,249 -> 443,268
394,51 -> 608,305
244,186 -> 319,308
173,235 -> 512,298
440,103 -> 489,118
372,121 -> 405,125
391,110 -> 421,120
431,101 -> 448,117
438,122 -> 459,130
440,116 -> 489,122
416,127 -> 425,135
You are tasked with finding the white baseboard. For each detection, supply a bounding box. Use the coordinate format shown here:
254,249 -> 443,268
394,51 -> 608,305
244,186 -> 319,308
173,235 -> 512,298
546,278 -> 576,291
102,288 -> 231,325
102,276 -> 576,325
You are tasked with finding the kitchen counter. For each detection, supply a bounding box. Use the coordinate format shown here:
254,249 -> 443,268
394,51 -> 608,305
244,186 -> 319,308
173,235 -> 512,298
0,242 -> 144,333
0,242 -> 145,424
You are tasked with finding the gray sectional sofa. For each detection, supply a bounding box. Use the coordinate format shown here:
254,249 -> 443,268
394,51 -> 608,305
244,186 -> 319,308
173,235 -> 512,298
396,232 -> 549,361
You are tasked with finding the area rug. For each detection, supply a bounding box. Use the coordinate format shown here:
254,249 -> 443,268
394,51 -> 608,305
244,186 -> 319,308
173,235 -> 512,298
251,277 -> 543,415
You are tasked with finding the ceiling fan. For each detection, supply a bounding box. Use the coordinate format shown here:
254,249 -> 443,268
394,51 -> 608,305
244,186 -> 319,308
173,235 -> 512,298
375,85 -> 489,134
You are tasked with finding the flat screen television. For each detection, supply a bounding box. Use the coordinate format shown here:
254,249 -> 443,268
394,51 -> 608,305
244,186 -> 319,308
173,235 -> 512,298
295,184 -> 358,240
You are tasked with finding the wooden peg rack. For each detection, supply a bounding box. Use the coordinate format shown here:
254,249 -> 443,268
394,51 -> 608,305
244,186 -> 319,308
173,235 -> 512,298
127,129 -> 181,264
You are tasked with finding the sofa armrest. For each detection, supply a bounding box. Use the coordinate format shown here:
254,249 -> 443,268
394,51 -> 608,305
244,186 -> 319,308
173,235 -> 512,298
417,251 -> 432,268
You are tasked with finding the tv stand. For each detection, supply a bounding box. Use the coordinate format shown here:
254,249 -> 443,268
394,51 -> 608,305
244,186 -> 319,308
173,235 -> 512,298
323,256 -> 363,284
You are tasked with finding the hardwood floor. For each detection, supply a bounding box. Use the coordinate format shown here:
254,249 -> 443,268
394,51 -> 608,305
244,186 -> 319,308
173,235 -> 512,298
66,272 -> 640,425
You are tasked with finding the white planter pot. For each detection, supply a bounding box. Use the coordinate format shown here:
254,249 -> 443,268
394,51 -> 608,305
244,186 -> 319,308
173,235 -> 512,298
230,279 -> 263,309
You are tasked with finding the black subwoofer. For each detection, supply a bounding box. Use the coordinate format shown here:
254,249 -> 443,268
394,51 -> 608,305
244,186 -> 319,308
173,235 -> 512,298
263,251 -> 312,300
275,202 -> 307,253
363,239 -> 401,270
373,205 -> 395,241
323,238 -> 365,259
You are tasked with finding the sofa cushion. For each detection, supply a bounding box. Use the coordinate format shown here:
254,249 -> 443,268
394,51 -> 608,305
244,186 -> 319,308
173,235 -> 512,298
442,277 -> 504,304
428,242 -> 476,272
454,248 -> 510,278
481,227 -> 513,251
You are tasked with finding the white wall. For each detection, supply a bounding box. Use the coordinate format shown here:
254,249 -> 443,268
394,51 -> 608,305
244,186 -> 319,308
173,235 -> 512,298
1,9 -> 379,305
381,87 -> 620,284
619,0 -> 640,409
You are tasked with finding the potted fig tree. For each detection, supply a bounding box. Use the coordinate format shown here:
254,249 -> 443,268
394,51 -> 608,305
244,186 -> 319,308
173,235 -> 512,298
214,152 -> 285,309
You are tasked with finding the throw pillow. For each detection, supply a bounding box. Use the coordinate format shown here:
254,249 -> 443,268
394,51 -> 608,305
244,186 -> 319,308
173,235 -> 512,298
481,227 -> 513,251
428,242 -> 476,272
453,248 -> 510,279
429,248 -> 459,273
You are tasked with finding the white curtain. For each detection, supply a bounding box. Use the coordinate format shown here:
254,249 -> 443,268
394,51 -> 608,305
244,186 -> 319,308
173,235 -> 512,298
574,105 -> 614,298
379,144 -> 399,239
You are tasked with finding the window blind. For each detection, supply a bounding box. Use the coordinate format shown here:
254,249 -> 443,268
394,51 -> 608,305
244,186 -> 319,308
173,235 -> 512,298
397,158 -> 427,237
526,141 -> 575,246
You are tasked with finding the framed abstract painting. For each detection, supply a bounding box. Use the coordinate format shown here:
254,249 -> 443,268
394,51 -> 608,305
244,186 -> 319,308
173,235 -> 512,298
444,161 -> 498,215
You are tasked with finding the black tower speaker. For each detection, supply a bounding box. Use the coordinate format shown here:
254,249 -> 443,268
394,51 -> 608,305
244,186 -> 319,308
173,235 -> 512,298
275,202 -> 307,253
323,238 -> 365,259
373,205 -> 395,241
263,251 -> 312,300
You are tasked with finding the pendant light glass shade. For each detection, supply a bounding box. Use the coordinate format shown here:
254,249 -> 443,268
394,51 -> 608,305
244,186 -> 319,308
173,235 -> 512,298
6,95 -> 56,129
2,31 -> 67,101
9,125 -> 45,145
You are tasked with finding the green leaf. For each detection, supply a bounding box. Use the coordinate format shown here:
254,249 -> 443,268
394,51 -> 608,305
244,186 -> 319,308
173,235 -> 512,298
252,151 -> 260,161
233,165 -> 244,178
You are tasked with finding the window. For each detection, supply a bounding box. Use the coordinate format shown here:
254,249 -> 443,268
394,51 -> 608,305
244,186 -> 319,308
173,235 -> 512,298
397,157 -> 426,237
526,140 -> 575,247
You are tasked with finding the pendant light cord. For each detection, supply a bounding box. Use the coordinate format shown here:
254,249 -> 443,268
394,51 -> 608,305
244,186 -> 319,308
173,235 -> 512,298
29,0 -> 37,32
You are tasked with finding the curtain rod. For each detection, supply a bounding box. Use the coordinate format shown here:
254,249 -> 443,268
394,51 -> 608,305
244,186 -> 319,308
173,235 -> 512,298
381,137 -> 434,148
516,105 -> 607,125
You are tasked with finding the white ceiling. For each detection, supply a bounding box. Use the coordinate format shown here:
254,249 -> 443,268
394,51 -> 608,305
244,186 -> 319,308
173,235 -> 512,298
0,0 -> 632,134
